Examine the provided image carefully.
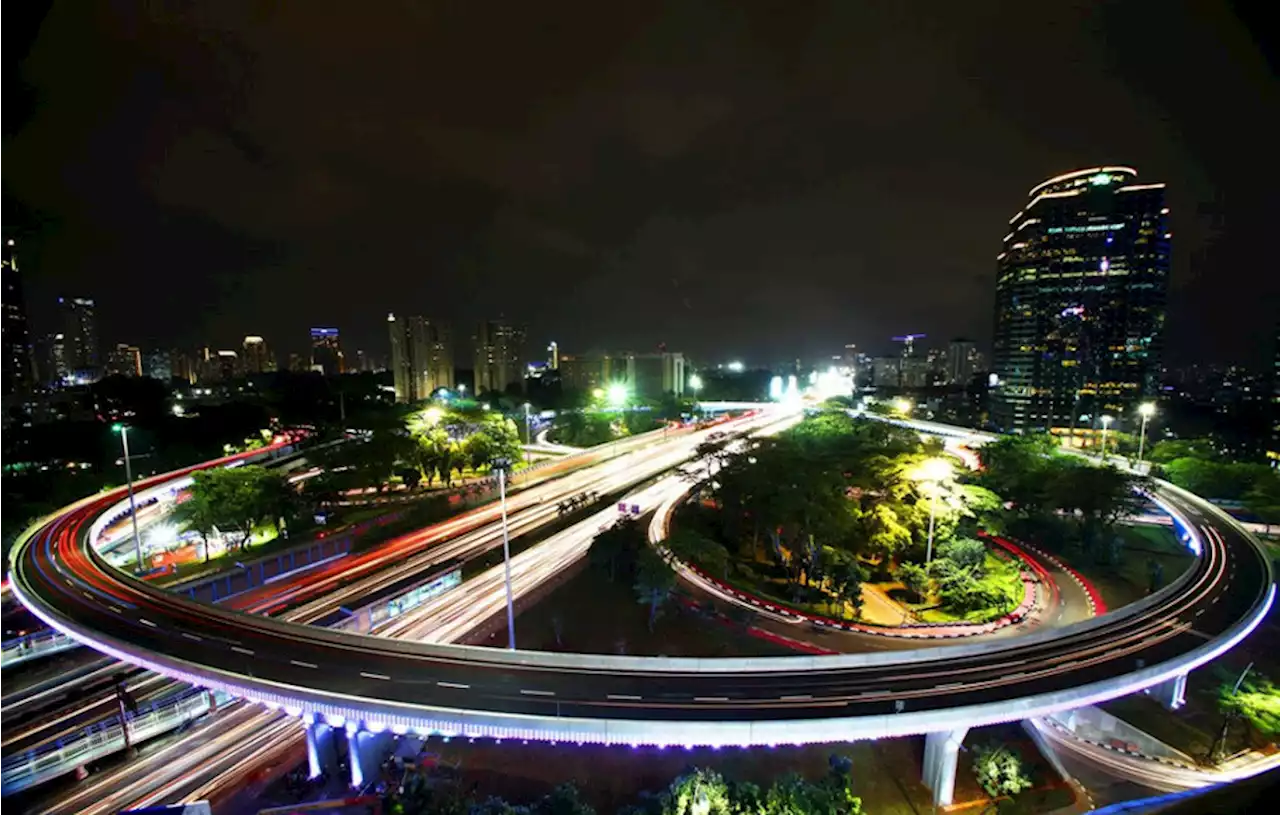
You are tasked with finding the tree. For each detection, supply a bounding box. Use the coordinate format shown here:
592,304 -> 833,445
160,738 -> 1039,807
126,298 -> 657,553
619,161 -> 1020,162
633,546 -> 677,631
537,783 -> 596,815
1244,472 -> 1280,535
938,538 -> 986,573
1218,672 -> 1280,738
826,551 -> 867,617
660,768 -> 731,815
897,562 -> 930,602
1148,438 -> 1219,464
170,485 -> 219,562
589,518 -> 645,582
176,466 -> 292,555
971,744 -> 1033,798
665,528 -> 729,579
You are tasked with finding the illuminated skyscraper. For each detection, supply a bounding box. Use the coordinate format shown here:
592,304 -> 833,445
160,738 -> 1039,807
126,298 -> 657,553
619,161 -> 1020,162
105,344 -> 142,377
242,336 -> 274,374
3,239 -> 35,395
388,314 -> 454,403
992,167 -> 1170,435
310,327 -> 344,375
474,320 -> 525,394
58,295 -> 99,380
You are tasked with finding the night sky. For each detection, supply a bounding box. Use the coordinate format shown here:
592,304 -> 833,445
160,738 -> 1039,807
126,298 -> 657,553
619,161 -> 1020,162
4,2 -> 1277,365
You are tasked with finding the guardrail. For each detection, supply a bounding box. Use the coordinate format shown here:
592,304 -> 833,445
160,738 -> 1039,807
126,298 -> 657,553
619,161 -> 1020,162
1,687 -> 235,795
1,629 -> 79,669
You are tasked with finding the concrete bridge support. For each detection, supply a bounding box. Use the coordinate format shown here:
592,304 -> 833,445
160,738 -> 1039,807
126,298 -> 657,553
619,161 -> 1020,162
922,726 -> 969,807
305,720 -> 334,779
1146,673 -> 1187,710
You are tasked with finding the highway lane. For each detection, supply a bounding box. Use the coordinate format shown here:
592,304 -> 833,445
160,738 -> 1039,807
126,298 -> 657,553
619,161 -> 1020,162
4,418 -> 739,756
12,467 -> 1270,740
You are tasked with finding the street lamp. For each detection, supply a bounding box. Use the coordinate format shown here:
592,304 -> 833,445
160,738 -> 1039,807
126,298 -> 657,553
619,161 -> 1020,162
111,423 -> 145,573
893,397 -> 912,415
1099,415 -> 1114,460
912,457 -> 953,565
606,383 -> 629,457
493,457 -> 516,650
522,402 -> 532,464
1137,402 -> 1156,465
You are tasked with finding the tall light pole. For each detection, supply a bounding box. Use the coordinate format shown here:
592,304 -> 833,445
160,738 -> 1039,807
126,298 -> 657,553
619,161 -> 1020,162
1099,414 -> 1114,461
522,402 -> 532,464
112,423 -> 145,573
912,458 -> 952,565
494,457 -> 516,649
1137,402 -> 1156,466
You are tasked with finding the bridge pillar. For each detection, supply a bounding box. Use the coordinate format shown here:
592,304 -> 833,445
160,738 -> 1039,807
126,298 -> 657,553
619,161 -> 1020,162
305,720 -> 333,779
1146,673 -> 1187,710
346,726 -> 365,788
922,726 -> 969,808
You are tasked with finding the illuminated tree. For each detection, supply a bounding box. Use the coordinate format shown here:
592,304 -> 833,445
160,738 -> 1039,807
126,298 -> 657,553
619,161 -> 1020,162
971,744 -> 1033,798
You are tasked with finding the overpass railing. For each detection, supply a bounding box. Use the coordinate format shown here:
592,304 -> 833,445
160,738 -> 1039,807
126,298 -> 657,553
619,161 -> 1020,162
0,686 -> 235,796
1,629 -> 79,669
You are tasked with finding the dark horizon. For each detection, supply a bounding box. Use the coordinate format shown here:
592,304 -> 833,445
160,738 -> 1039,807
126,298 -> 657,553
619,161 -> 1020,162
4,2 -> 1278,366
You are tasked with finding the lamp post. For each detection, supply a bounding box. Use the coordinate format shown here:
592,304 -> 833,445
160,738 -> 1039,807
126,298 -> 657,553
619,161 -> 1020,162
522,402 -> 532,464
493,457 -> 516,650
1137,402 -> 1156,466
912,458 -> 952,565
1099,414 -> 1114,461
112,423 -> 145,573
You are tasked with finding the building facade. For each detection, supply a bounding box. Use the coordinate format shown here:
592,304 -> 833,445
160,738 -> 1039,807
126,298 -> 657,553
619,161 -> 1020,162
947,339 -> 979,385
992,166 -> 1170,434
105,344 -> 143,377
474,320 -> 525,394
388,314 -> 455,403
242,336 -> 274,374
58,296 -> 99,381
3,239 -> 36,395
310,328 -> 344,375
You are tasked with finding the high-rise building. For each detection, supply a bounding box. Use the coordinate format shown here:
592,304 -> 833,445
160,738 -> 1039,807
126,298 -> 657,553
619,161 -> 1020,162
143,349 -> 173,381
388,314 -> 455,403
622,352 -> 686,398
38,333 -> 70,385
1269,326 -> 1279,468
474,320 -> 525,394
310,328 -> 344,375
58,295 -> 99,380
947,339 -> 978,385
992,166 -> 1170,434
558,353 -> 617,393
547,341 -> 560,370
105,344 -> 143,377
3,239 -> 36,395
216,350 -> 241,381
242,336 -> 274,374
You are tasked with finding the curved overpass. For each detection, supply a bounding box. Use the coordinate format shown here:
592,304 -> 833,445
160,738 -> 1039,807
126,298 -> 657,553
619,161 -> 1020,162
10,422 -> 1273,757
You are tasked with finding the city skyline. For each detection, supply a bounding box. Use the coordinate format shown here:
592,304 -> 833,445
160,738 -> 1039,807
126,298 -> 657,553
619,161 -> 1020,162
4,4 -> 1276,367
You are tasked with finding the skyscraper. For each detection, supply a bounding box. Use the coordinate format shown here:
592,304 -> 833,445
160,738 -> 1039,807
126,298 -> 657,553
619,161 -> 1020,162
242,336 -> 274,374
58,295 -> 99,380
3,239 -> 36,395
992,166 -> 1170,434
310,328 -> 344,375
388,314 -> 455,403
474,320 -> 526,395
105,344 -> 143,377
947,339 -> 978,385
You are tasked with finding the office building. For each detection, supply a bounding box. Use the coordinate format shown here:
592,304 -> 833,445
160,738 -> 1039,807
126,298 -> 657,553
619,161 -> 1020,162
547,341 -> 560,370
58,295 -> 99,380
105,344 -> 143,377
310,328 -> 344,375
622,352 -> 686,399
947,339 -> 979,385
474,320 -> 525,394
992,166 -> 1170,434
143,349 -> 173,381
558,353 -> 617,393
388,314 -> 455,403
1270,327 -> 1279,467
215,350 -> 241,381
242,336 -> 274,374
3,239 -> 36,395
38,333 -> 70,385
